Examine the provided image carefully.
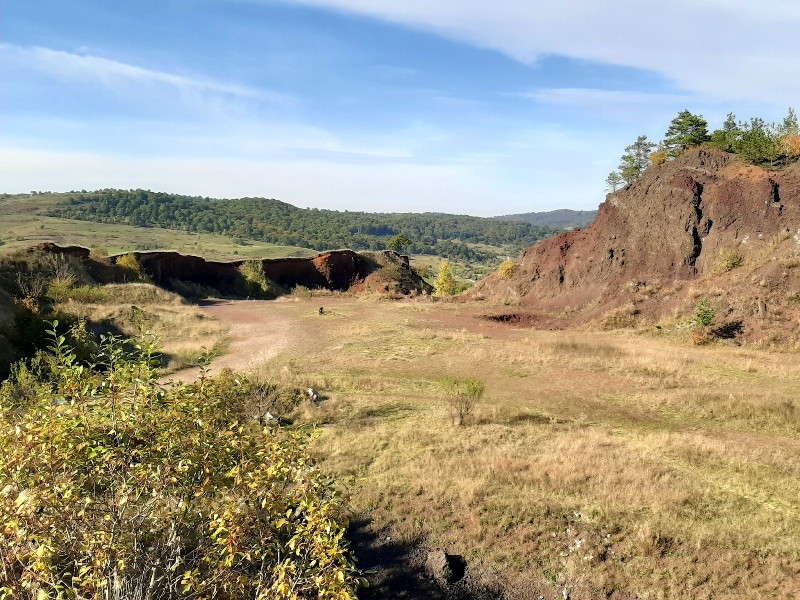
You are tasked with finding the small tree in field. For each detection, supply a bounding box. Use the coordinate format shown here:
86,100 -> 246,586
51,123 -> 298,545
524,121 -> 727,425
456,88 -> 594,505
441,377 -> 485,426
435,260 -> 457,296
695,297 -> 716,327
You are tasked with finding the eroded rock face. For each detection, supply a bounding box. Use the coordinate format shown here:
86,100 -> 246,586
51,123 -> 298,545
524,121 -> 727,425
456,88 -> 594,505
36,243 -> 90,260
133,252 -> 243,294
130,250 -> 376,295
36,244 -> 429,298
260,251 -> 374,291
471,149 -> 800,338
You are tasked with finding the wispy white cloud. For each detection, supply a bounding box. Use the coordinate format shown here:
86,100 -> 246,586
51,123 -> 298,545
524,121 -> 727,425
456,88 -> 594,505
281,1 -> 800,106
1,43 -> 286,104
525,88 -> 694,108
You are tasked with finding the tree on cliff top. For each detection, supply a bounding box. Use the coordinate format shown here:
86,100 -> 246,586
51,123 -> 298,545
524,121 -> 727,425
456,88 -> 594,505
605,171 -> 624,193
387,233 -> 412,254
663,110 -> 710,157
618,135 -> 656,185
709,112 -> 740,153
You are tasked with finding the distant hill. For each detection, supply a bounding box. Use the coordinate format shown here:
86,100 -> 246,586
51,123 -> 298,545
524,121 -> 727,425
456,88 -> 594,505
47,189 -> 560,264
494,209 -> 597,229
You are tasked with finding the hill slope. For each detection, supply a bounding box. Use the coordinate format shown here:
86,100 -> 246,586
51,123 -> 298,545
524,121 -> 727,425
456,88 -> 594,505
472,148 -> 800,345
494,208 -> 597,229
46,190 -> 558,264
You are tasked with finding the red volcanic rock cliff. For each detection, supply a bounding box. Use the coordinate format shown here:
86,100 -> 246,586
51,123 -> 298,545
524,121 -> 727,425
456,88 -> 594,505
36,245 -> 382,295
472,149 -> 800,341
132,250 -> 376,295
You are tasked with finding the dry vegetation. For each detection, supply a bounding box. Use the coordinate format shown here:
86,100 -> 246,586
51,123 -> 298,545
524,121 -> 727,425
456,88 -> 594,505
237,297 -> 800,599
55,283 -> 229,371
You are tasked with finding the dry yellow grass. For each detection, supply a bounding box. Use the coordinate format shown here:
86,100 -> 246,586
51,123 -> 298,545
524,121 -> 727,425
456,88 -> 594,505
214,297 -> 800,598
56,283 -> 228,370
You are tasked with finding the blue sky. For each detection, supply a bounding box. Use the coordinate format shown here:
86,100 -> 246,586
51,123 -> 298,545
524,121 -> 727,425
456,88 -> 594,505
2,1 -> 798,216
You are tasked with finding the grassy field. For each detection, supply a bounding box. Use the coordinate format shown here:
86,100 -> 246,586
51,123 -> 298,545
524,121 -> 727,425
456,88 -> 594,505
235,297 -> 800,599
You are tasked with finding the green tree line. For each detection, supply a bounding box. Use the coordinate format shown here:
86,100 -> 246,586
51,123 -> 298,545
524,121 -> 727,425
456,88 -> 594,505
606,107 -> 800,191
50,190 -> 558,264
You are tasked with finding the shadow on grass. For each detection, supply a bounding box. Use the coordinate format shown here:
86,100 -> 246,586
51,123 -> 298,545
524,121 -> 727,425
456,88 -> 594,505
348,516 -> 503,600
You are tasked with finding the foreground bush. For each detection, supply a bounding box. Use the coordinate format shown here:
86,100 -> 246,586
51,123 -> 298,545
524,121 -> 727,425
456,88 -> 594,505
0,324 -> 359,599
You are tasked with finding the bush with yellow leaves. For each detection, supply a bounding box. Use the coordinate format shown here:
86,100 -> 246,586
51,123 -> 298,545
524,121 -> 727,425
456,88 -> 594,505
0,322 -> 361,599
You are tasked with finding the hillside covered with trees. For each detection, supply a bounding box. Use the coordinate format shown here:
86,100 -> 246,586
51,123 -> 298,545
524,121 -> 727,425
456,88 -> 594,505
50,192 -> 558,265
493,209 -> 597,229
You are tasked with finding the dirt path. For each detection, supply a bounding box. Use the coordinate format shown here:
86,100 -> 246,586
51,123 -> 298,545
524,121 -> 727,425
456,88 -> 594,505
165,297 -> 519,384
163,299 -> 298,383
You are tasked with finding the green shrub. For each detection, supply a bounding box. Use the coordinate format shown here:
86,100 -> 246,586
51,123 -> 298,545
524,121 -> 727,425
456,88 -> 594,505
0,324 -> 361,599
45,276 -> 75,303
239,261 -> 275,299
114,253 -> 144,282
441,376 -> 485,426
694,297 -> 716,327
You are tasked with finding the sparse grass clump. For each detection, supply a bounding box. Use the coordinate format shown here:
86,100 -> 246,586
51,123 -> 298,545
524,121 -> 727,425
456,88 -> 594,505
713,247 -> 744,275
600,302 -> 639,329
291,284 -> 313,298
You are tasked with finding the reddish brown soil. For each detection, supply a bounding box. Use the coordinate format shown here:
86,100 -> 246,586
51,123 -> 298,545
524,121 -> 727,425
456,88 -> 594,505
468,150 -> 800,346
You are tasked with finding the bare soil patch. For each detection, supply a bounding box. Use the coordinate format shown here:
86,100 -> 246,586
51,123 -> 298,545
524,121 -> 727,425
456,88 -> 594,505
164,298 -> 295,383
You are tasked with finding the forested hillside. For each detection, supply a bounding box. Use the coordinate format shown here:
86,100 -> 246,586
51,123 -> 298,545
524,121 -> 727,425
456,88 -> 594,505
50,190 -> 557,264
494,208 -> 597,229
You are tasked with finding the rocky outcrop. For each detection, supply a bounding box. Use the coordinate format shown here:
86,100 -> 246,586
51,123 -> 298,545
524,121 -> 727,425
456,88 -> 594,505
36,244 -> 427,298
262,252 -> 374,291
128,250 -> 376,295
471,149 -> 800,343
131,252 -> 244,295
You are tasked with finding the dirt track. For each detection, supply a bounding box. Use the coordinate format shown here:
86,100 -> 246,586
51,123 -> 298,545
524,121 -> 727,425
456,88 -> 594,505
164,298 -> 297,383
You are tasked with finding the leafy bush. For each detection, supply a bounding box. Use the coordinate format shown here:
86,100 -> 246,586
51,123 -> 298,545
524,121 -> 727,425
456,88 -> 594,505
497,258 -> 518,279
441,377 -> 485,426
114,253 -> 144,282
0,324 -> 360,599
238,261 -> 276,299
694,297 -> 716,327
